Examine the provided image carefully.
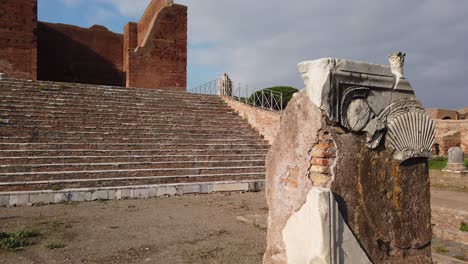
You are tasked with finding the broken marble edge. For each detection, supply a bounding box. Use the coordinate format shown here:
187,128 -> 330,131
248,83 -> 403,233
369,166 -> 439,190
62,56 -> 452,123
297,58 -> 414,116
282,187 -> 372,264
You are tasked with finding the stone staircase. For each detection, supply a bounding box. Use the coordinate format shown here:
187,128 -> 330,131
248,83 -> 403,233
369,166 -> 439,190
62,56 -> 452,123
0,79 -> 268,206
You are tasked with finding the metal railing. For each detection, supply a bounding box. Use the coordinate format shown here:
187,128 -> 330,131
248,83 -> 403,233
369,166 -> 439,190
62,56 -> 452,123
188,79 -> 284,112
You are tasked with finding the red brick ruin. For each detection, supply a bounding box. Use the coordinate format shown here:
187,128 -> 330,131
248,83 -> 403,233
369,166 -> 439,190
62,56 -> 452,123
0,0 -> 187,91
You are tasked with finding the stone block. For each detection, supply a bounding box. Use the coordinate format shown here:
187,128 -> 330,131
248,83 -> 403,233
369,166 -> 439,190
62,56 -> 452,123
148,188 -> 158,198
156,186 -> 177,197
201,184 -> 214,193
0,195 -> 10,206
29,193 -> 53,204
180,185 -> 201,194
9,194 -> 30,206
213,183 -> 249,192
108,190 -> 116,200
69,192 -> 85,202
116,189 -> 130,200
91,190 -> 109,201
133,189 -> 150,199
54,193 -> 69,203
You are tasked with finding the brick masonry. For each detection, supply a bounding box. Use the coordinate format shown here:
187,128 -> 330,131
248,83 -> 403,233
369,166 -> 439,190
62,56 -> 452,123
0,0 -> 187,90
0,0 -> 37,80
433,120 -> 468,156
125,2 -> 187,90
38,23 -> 124,86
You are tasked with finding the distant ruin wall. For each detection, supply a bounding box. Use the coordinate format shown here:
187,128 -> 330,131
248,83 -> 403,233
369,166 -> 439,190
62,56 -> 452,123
37,22 -> 124,86
0,0 -> 187,90
125,2 -> 187,90
427,108 -> 463,120
434,120 -> 468,155
0,0 -> 37,80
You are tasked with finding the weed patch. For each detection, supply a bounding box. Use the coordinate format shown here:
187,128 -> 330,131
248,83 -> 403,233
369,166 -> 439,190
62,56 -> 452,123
460,222 -> 468,232
46,242 -> 65,250
434,246 -> 449,254
0,230 -> 40,251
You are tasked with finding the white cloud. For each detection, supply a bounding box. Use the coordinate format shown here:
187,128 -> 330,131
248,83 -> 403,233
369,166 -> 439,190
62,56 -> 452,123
176,0 -> 468,108
98,0 -> 150,18
57,0 -> 468,108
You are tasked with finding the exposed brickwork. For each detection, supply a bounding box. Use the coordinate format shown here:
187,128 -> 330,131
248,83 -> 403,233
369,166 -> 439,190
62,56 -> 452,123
0,0 -> 37,80
0,0 -> 187,90
308,131 -> 336,187
433,120 -> 468,156
125,2 -> 187,90
37,22 -> 124,86
427,108 -> 464,120
123,22 -> 138,74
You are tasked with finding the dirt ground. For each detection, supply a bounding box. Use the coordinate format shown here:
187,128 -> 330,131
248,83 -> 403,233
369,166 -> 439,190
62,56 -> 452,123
0,170 -> 467,264
0,192 -> 268,264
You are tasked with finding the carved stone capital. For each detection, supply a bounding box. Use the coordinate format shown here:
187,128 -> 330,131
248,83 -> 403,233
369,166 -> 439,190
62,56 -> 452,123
298,58 -> 435,163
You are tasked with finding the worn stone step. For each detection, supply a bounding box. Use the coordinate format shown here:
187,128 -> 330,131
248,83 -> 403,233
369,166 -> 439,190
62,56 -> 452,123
6,120 -> 252,130
1,125 -> 259,135
0,81 -> 218,100
0,174 -> 265,192
0,107 -> 237,119
0,160 -> 265,173
0,148 -> 268,157
0,142 -> 268,151
0,154 -> 267,165
0,91 -> 226,107
0,102 -> 234,115
0,166 -> 266,182
0,136 -> 266,145
0,92 -> 225,107
0,79 -> 212,97
0,132 -> 261,141
3,112 -> 245,124
0,79 -> 267,197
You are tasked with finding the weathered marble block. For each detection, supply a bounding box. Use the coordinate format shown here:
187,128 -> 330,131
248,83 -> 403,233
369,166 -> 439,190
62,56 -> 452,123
264,57 -> 434,264
443,147 -> 467,172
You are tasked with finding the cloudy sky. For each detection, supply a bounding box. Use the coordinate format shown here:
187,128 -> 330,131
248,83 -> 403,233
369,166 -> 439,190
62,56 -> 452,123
39,0 -> 467,109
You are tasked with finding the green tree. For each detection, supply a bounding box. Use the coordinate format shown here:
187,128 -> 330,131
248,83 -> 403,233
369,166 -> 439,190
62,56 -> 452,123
249,86 -> 299,110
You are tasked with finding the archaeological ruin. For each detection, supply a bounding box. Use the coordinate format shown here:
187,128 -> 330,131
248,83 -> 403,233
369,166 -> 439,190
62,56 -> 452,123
0,0 -> 187,90
427,108 -> 468,156
264,56 -> 435,263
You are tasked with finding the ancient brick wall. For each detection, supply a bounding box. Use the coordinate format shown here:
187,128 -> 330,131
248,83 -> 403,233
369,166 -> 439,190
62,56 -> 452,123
434,120 -> 468,155
1,0 -> 187,90
426,108 -> 461,120
37,22 -> 124,86
125,1 -> 187,90
223,97 -> 281,144
0,0 -> 37,80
